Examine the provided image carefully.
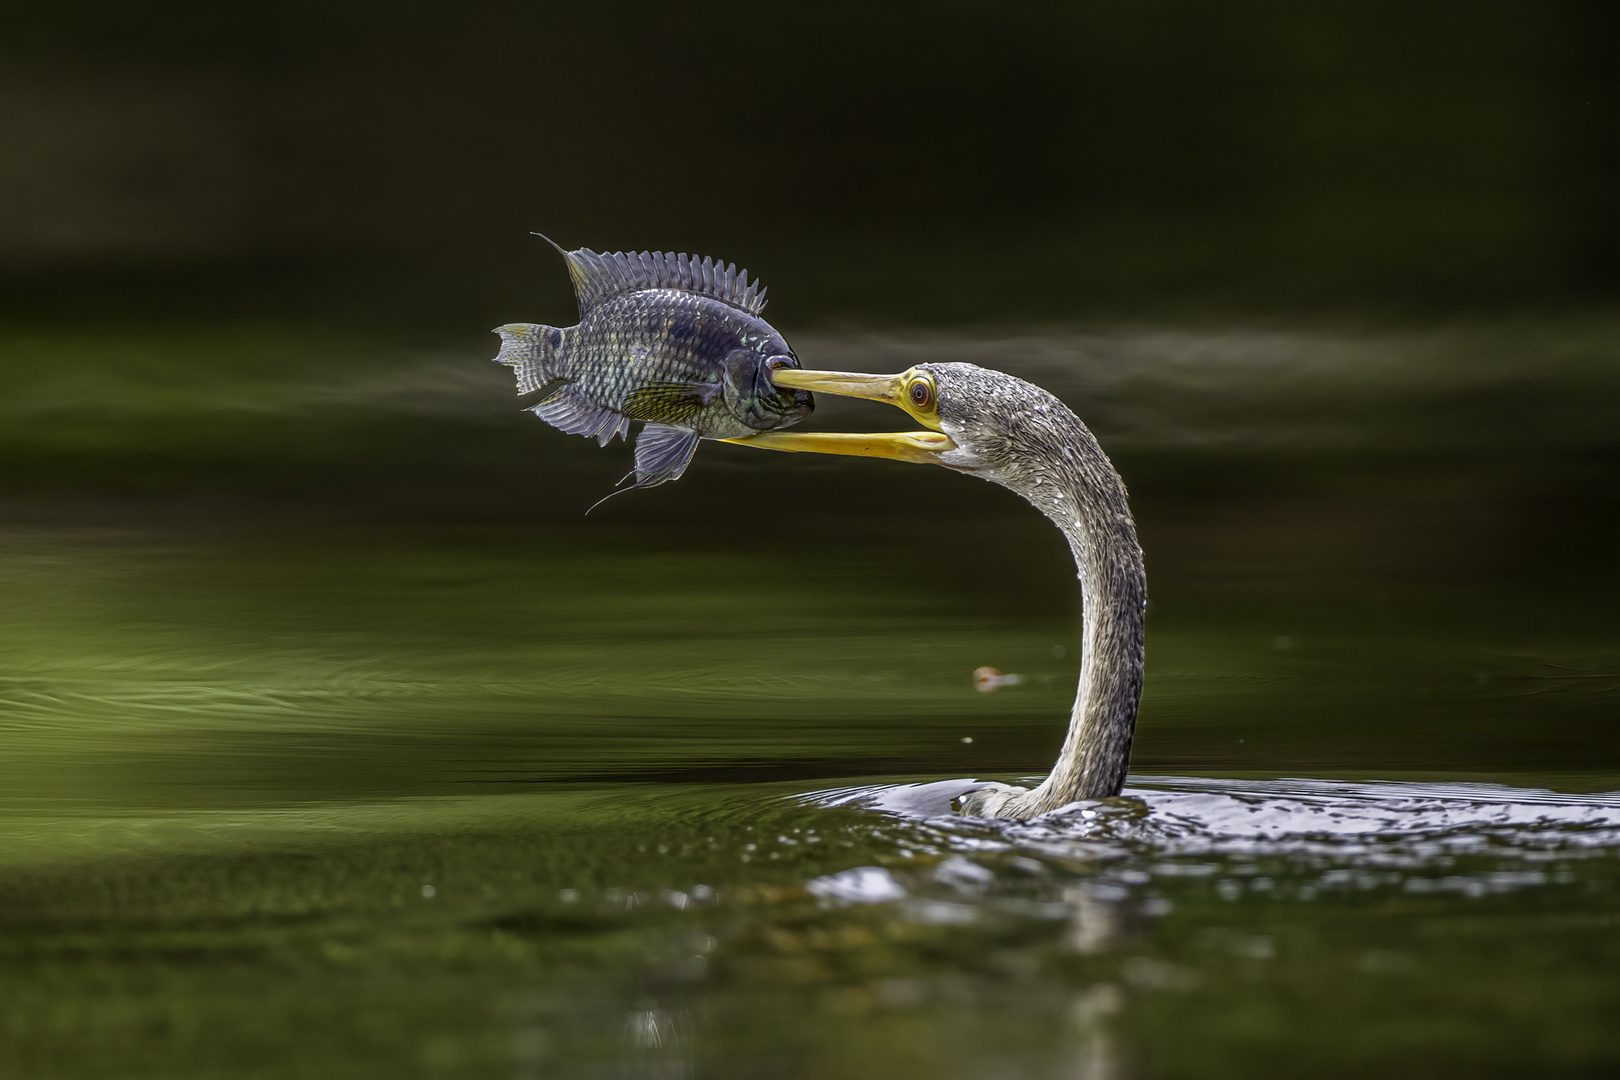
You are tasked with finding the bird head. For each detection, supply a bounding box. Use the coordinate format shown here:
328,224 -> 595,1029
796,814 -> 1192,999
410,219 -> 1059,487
722,362 -> 972,469
723,362 -> 1060,483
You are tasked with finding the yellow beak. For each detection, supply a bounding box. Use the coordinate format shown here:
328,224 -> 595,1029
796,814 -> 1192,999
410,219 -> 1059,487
721,369 -> 956,465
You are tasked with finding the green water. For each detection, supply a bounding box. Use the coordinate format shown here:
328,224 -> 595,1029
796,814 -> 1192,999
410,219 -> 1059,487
1,321 -> 1617,1077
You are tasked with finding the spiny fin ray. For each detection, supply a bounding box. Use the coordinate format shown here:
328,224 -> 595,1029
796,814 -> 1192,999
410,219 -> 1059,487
549,241 -> 770,317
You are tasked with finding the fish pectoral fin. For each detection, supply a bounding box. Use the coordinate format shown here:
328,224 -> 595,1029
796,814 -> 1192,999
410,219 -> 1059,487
631,424 -> 700,488
530,384 -> 630,446
622,381 -> 717,426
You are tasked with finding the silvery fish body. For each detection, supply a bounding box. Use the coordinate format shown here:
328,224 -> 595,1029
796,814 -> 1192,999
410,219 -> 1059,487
493,240 -> 813,502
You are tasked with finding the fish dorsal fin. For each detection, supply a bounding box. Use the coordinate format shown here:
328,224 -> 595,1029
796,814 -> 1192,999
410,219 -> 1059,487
535,234 -> 769,317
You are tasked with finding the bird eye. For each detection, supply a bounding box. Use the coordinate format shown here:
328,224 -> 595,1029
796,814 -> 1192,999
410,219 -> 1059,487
908,378 -> 933,409
765,355 -> 795,371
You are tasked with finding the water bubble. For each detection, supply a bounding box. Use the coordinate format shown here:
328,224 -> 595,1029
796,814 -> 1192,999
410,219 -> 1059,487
1071,983 -> 1125,1024
806,866 -> 906,904
907,899 -> 979,926
420,884 -> 436,900
624,1009 -> 667,1049
1121,957 -> 1200,991
932,858 -> 995,890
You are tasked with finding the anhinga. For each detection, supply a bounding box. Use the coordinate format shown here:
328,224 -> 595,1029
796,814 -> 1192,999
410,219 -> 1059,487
727,364 -> 1145,820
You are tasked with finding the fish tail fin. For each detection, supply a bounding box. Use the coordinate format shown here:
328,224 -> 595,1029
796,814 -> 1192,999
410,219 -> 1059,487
492,323 -> 567,394
499,322 -> 628,448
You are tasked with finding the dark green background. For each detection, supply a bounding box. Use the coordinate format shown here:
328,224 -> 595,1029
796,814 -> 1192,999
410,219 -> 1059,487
2,0 -> 1615,325
2,4 -> 1619,1077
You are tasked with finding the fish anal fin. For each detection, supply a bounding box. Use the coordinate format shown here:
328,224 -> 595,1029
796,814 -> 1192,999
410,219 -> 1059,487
530,384 -> 629,445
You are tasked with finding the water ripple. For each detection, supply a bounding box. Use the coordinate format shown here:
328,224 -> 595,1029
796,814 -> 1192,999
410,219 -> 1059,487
807,775 -> 1620,866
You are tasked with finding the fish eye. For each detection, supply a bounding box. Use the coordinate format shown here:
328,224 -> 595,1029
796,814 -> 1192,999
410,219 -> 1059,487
907,377 -> 934,410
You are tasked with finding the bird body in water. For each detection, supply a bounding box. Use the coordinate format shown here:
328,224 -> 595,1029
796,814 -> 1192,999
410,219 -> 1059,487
493,237 -> 814,503
728,363 -> 1145,820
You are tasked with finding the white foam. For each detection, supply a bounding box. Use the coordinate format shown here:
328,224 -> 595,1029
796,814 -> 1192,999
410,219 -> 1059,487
806,776 -> 1620,864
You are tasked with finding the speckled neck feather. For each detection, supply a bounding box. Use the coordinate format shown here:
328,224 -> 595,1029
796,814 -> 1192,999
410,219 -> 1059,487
925,364 -> 1145,820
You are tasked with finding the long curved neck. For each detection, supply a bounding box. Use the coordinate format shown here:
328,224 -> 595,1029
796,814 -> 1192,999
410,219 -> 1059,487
963,416 -> 1145,819
1038,487 -> 1145,808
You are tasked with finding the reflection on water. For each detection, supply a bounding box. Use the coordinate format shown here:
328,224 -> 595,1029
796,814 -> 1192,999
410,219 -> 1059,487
0,321 -> 1616,1076
462,773 -> 1620,1078
800,776 -> 1620,1076
810,779 -> 1620,973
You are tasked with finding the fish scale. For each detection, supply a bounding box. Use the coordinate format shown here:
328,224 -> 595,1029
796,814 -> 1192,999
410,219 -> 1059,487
493,238 -> 813,508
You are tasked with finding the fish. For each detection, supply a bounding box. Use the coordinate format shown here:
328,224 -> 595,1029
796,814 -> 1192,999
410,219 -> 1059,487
492,236 -> 814,506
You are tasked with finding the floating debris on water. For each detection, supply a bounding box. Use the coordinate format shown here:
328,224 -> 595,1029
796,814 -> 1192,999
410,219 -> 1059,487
973,666 -> 1023,692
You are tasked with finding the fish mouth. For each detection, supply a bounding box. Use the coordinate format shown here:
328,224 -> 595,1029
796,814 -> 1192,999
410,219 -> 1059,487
721,369 -> 956,466
749,366 -> 814,423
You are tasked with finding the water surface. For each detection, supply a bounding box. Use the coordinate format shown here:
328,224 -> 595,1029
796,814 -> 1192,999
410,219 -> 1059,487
1,321 -> 1616,1076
